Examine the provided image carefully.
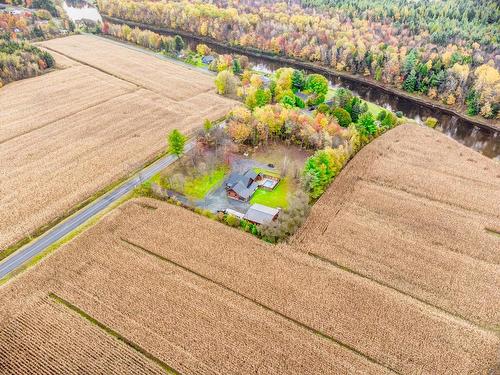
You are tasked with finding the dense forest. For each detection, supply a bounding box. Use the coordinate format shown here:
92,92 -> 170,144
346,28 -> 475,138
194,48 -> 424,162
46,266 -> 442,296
0,39 -> 54,87
0,4 -> 62,87
98,0 -> 500,120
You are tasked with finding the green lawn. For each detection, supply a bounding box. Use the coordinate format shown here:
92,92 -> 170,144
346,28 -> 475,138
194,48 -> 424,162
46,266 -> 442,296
325,87 -> 384,116
253,167 -> 281,177
250,177 -> 289,208
184,166 -> 228,199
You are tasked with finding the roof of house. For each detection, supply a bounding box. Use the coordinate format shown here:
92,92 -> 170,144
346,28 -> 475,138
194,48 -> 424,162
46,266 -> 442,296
225,172 -> 243,189
224,208 -> 245,219
226,169 -> 260,190
243,169 -> 258,181
201,55 -> 215,64
231,181 -> 258,200
244,204 -> 280,225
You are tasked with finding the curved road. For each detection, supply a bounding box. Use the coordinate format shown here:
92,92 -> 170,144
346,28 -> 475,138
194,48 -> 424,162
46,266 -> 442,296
0,142 -> 194,280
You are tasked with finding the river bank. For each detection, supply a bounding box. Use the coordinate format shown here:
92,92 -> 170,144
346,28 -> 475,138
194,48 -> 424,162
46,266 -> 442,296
102,16 -> 498,133
101,15 -> 499,160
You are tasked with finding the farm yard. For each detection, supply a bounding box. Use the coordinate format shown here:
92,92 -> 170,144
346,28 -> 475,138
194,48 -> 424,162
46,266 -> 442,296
149,141 -> 309,215
0,124 -> 498,374
0,34 -> 236,253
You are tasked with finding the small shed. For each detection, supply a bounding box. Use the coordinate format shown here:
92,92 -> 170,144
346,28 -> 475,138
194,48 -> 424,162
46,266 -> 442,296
224,208 -> 245,219
244,204 -> 280,225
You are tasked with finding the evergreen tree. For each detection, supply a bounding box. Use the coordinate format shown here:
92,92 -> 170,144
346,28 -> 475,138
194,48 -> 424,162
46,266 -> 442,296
174,35 -> 185,52
403,69 -> 417,93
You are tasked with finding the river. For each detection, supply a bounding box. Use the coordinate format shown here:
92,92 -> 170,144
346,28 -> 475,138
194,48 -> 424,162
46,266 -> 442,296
63,1 -> 499,159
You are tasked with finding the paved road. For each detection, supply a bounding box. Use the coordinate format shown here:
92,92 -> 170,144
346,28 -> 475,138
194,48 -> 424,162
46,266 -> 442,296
0,142 -> 194,280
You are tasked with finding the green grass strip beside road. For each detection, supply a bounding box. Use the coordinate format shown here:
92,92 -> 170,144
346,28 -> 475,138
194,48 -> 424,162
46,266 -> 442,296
0,194 -> 132,287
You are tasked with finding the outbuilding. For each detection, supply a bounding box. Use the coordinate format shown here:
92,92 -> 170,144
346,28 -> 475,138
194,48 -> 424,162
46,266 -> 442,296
244,204 -> 280,225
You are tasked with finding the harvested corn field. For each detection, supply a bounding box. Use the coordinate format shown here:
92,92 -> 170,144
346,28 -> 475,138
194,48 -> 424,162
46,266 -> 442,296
1,192 -> 499,373
0,204 -> 389,375
40,35 -> 219,102
0,295 -> 165,374
0,34 -> 236,252
293,124 -> 500,329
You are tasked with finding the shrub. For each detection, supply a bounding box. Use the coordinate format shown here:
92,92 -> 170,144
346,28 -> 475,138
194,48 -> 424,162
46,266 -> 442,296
356,113 -> 377,137
294,95 -> 305,108
377,110 -> 387,121
332,107 -> 352,127
304,74 -> 328,95
316,103 -> 330,114
225,214 -> 241,227
425,117 -> 438,128
215,70 -> 238,96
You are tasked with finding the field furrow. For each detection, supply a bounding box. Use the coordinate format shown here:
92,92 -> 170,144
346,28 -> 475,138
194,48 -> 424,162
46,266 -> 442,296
40,35 -> 219,102
106,199 -> 499,374
0,34 -> 236,252
0,295 -> 165,374
294,124 -> 500,328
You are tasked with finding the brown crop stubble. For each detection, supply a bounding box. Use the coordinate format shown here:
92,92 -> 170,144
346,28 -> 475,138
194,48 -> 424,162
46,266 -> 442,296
0,294 -> 165,374
0,35 -> 237,252
293,124 -> 500,329
1,120 -> 498,373
0,213 -> 388,375
111,198 -> 499,375
40,35 -> 220,102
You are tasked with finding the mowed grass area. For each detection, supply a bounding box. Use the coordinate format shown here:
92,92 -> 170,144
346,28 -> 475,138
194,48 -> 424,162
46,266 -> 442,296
250,177 -> 290,208
249,167 -> 295,208
184,166 -> 228,199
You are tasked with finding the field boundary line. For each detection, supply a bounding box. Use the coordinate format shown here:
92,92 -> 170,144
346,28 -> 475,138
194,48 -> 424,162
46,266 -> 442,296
307,252 -> 499,335
120,237 -> 400,374
41,43 -> 197,102
40,45 -> 148,91
359,176 -> 500,222
48,292 -> 181,375
0,89 -> 138,146
485,227 -> 500,238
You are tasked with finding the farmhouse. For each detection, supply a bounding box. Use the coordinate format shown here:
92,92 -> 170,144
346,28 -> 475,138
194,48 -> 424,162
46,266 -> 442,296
226,170 -> 260,201
244,203 -> 280,225
226,169 -> 280,201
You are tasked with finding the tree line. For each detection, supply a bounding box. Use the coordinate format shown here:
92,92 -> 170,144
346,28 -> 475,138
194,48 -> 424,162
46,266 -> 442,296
97,0 -> 499,121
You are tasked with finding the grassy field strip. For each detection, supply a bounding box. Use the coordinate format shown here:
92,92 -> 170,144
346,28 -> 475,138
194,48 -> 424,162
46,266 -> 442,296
48,292 -> 180,375
485,227 -> 500,238
120,237 -> 397,373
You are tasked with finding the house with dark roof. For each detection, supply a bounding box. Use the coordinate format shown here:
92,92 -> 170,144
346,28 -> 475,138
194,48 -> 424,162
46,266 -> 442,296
226,170 -> 261,202
226,169 -> 281,202
244,204 -> 280,225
